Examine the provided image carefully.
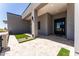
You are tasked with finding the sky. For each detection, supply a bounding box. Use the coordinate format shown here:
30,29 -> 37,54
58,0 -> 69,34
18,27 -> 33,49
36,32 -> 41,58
0,3 -> 29,29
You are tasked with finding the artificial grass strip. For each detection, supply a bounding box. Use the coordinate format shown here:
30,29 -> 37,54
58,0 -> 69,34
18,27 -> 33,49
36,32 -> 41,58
15,34 -> 30,39
15,34 -> 33,43
57,48 -> 70,56
19,39 -> 33,43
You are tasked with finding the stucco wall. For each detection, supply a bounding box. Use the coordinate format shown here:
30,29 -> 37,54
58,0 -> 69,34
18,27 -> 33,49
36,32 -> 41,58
25,20 -> 31,33
75,3 -> 79,53
38,12 -> 66,36
47,14 -> 52,35
7,13 -> 31,34
38,14 -> 48,35
67,3 -> 74,40
2,32 -> 8,48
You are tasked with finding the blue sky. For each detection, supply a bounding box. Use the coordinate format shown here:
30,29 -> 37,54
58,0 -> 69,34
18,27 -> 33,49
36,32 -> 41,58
0,3 -> 29,29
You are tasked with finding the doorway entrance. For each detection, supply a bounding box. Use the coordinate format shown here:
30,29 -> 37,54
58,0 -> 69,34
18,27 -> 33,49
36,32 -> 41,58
54,18 -> 66,36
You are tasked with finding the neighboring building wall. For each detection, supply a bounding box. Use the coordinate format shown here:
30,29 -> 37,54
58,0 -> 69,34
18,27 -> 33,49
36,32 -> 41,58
52,12 -> 67,34
67,3 -> 74,40
7,13 -> 30,34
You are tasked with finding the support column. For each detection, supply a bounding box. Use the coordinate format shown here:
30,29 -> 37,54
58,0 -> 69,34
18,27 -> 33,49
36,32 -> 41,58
67,3 -> 74,40
75,3 -> 79,54
31,10 -> 38,38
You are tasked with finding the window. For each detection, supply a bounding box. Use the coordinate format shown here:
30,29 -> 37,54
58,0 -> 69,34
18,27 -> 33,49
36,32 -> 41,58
54,18 -> 65,35
38,21 -> 40,30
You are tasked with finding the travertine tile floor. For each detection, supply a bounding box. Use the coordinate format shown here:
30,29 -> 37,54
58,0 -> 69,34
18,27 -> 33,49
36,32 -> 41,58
0,35 -> 74,56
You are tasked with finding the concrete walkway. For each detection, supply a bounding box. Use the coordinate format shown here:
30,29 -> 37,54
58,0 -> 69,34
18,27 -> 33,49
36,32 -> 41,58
1,35 -> 74,56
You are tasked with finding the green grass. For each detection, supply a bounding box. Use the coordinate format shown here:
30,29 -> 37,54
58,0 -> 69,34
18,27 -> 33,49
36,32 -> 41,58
15,34 -> 33,43
15,34 -> 30,39
19,39 -> 33,43
0,29 -> 6,32
57,48 -> 70,56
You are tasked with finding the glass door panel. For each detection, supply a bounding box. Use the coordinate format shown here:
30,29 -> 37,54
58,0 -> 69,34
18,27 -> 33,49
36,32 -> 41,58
54,18 -> 65,35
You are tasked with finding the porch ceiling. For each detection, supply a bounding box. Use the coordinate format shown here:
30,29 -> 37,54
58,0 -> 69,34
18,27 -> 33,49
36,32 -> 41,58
38,3 -> 67,16
24,3 -> 67,20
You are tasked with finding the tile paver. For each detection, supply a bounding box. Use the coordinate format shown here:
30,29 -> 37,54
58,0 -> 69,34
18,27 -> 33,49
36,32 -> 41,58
1,35 -> 74,56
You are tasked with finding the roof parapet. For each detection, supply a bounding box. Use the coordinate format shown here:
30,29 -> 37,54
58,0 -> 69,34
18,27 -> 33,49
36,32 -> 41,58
7,12 -> 21,16
22,3 -> 31,15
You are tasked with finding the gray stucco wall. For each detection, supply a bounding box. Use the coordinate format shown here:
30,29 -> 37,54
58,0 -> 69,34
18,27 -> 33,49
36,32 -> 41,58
47,14 -> 52,35
67,4 -> 74,40
7,13 -> 31,34
75,3 -> 79,53
38,14 -> 48,35
38,12 -> 67,36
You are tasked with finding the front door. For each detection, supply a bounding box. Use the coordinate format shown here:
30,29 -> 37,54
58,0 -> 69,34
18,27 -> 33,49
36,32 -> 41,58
54,18 -> 65,35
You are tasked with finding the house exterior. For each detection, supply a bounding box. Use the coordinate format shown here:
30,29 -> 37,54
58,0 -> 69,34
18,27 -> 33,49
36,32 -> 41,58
75,3 -> 79,54
7,3 -> 74,41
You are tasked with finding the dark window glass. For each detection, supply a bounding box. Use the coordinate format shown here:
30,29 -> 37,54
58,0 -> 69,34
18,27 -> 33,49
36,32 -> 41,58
54,18 -> 65,35
38,21 -> 40,30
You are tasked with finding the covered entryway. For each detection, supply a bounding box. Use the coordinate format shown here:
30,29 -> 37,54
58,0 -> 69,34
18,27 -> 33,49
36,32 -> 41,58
37,3 -> 74,41
23,3 -> 74,41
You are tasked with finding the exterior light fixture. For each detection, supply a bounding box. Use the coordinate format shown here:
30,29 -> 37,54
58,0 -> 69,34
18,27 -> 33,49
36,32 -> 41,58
32,16 -> 33,20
